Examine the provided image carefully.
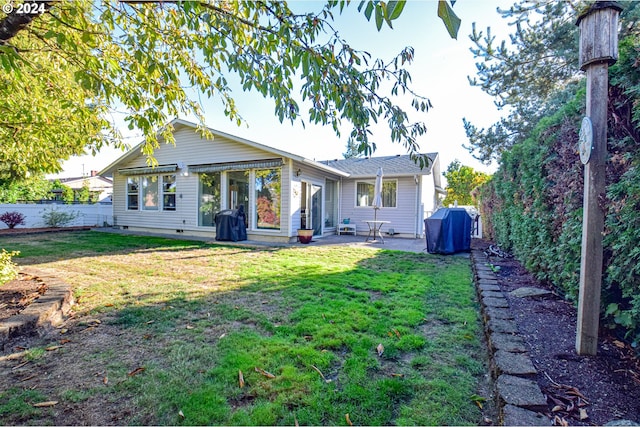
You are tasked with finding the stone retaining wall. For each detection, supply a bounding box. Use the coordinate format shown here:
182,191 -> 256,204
471,249 -> 551,426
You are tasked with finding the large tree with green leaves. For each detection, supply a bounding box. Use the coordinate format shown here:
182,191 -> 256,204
463,0 -> 639,163
0,174 -> 54,203
0,0 -> 461,182
442,160 -> 489,207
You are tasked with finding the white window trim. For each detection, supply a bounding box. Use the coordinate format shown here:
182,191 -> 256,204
354,178 -> 398,208
126,174 -> 177,212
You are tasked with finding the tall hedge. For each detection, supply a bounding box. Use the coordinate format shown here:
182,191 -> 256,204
478,36 -> 640,348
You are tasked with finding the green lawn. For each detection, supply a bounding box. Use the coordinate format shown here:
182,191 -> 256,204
1,231 -> 487,425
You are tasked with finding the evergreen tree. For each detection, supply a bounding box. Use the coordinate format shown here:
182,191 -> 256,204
463,0 -> 639,163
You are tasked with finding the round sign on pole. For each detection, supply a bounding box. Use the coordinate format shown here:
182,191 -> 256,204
579,116 -> 593,165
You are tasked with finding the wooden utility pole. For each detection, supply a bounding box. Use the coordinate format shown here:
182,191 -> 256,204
575,1 -> 622,356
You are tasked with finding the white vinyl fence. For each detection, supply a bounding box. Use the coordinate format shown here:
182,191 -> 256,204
0,203 -> 113,229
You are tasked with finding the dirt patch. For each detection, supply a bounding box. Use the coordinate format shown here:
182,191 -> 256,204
473,239 -> 640,426
0,273 -> 48,321
0,226 -> 92,237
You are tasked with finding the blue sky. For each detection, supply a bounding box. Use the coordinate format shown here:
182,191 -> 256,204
56,0 -> 515,178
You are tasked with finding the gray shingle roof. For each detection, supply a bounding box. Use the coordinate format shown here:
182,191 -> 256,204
320,153 -> 437,177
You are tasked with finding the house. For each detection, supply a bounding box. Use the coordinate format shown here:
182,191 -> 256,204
51,171 -> 113,203
100,119 -> 445,242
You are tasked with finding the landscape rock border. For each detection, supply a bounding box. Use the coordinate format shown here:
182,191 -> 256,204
471,249 -> 552,426
0,267 -> 74,350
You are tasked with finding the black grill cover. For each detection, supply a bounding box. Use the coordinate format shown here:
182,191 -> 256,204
214,205 -> 247,241
424,208 -> 472,254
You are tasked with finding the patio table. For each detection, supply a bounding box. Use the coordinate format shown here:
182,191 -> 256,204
363,220 -> 390,243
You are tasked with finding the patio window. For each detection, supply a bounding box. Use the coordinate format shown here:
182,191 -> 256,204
162,175 -> 177,211
356,180 -> 397,207
141,176 -> 159,211
255,168 -> 281,230
198,172 -> 221,227
127,177 -> 139,210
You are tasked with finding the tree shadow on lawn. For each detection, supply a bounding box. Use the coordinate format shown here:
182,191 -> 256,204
1,234 -> 488,426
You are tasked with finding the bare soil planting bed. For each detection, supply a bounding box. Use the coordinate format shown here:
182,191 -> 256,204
473,239 -> 640,426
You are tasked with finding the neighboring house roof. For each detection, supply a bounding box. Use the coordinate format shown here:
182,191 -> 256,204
321,153 -> 439,178
59,176 -> 113,185
52,175 -> 113,191
99,118 -> 349,178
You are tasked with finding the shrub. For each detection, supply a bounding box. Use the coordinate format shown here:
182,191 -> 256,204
41,208 -> 79,228
0,211 -> 26,229
0,249 -> 20,285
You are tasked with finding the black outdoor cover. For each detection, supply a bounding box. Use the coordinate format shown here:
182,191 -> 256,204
214,205 -> 247,242
424,208 -> 472,254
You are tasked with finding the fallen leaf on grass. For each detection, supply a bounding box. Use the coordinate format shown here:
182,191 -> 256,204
345,413 -> 353,426
59,339 -> 71,345
470,394 -> 486,409
128,367 -> 145,376
376,343 -> 384,356
33,401 -> 58,407
45,345 -> 61,351
254,367 -> 276,378
391,373 -> 404,378
178,410 -> 185,419
185,325 -> 195,330
103,376 -> 109,385
311,365 -> 331,383
238,370 -> 245,388
59,328 -> 68,334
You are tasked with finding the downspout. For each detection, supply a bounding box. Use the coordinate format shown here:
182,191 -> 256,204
338,176 -> 343,229
414,174 -> 420,238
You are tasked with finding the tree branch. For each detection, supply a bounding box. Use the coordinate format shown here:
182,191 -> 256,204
0,1 -> 53,43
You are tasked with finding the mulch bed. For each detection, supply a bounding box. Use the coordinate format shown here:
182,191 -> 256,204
0,226 -> 92,237
472,239 -> 640,426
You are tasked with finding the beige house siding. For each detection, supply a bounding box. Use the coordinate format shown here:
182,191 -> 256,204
338,176 -> 422,237
289,160 -> 344,237
105,120 -> 441,243
111,125 -> 295,241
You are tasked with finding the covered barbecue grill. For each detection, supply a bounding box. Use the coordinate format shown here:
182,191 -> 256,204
424,208 -> 472,254
214,205 -> 247,242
